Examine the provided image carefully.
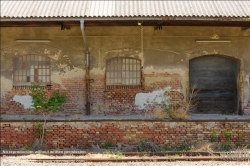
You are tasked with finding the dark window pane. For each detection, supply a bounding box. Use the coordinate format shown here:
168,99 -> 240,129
26,76 -> 30,82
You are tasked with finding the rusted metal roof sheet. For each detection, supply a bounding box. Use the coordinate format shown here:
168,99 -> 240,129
1,1 -> 250,18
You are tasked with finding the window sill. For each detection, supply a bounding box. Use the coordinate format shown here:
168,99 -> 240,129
106,85 -> 141,90
13,84 -> 51,89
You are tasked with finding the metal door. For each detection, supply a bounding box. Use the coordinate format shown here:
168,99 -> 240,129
189,55 -> 238,114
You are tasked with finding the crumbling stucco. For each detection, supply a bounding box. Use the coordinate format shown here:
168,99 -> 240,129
12,95 -> 32,109
135,86 -> 171,109
144,66 -> 186,95
1,43 -> 62,58
51,67 -> 85,86
144,77 -> 172,86
1,26 -> 250,116
90,68 -> 104,75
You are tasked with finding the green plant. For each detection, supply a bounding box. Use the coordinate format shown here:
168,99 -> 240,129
224,130 -> 232,144
101,140 -> 114,149
22,145 -> 31,151
138,139 -> 148,152
237,132 -> 243,147
34,122 -> 43,138
162,102 -> 171,115
102,151 -> 125,158
220,144 -> 232,151
102,150 -> 112,155
176,141 -> 190,152
163,144 -> 173,151
174,154 -> 180,157
115,151 -> 125,158
210,130 -> 216,142
30,82 -> 66,149
220,130 -> 233,151
247,144 -> 250,149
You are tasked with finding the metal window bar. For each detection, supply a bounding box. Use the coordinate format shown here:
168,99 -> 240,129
106,57 -> 141,87
13,55 -> 51,85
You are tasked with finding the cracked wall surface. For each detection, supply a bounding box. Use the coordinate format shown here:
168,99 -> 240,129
1,26 -> 250,117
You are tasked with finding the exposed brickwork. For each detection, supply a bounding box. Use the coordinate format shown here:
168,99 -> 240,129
144,73 -> 182,91
103,87 -> 143,115
1,121 -> 249,150
0,76 -> 86,116
0,123 -> 36,149
1,88 -> 31,115
88,71 -> 184,115
60,77 -> 85,115
0,70 -> 184,116
89,71 -> 145,115
1,26 -> 249,117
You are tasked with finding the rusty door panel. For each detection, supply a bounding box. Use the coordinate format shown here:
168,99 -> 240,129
189,55 -> 238,114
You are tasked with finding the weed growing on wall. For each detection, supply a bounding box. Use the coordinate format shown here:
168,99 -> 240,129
171,83 -> 199,120
176,141 -> 190,152
220,130 -> 232,151
224,130 -> 232,143
237,132 -> 243,148
101,140 -> 115,149
155,83 -> 199,120
210,130 -> 216,142
30,82 -> 66,150
34,122 -> 43,139
138,139 -> 148,152
153,101 -> 171,119
22,145 -> 31,151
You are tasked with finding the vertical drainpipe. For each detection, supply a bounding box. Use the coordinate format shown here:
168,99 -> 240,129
80,20 -> 91,115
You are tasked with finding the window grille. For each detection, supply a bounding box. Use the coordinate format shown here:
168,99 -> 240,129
106,57 -> 141,86
13,55 -> 50,85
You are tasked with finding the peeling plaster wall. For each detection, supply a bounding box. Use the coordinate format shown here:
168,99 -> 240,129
135,87 -> 171,109
12,95 -> 32,109
1,77 -> 13,96
1,26 -> 250,117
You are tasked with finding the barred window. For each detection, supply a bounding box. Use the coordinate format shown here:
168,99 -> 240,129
106,57 -> 141,86
13,55 -> 50,85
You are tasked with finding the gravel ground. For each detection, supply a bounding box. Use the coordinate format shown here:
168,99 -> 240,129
1,157 -> 250,166
1,160 -> 250,166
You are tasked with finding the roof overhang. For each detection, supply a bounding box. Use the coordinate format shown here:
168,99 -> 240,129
1,17 -> 250,27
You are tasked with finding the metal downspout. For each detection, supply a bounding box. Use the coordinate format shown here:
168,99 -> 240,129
80,20 -> 91,115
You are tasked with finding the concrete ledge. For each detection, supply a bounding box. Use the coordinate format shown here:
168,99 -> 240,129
1,114 -> 250,122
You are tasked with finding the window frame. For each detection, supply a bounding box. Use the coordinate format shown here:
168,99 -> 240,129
105,57 -> 142,88
12,55 -> 51,86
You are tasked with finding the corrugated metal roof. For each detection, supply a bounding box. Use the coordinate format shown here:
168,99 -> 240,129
1,1 -> 250,18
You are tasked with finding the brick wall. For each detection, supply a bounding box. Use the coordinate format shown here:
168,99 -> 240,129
0,76 -> 85,116
0,71 -> 185,116
1,121 -> 249,150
